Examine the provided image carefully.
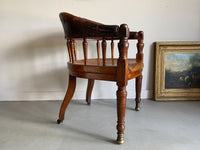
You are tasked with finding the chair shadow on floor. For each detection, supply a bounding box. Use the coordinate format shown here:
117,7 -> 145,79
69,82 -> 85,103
61,124 -> 116,144
0,100 -> 118,143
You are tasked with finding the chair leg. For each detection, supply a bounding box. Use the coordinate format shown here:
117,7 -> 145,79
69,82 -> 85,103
57,75 -> 76,124
86,79 -> 94,105
135,75 -> 143,111
116,86 -> 127,144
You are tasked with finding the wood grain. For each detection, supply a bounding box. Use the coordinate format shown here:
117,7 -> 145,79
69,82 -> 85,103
58,12 -> 144,144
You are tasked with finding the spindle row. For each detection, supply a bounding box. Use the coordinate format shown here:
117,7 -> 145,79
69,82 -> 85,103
66,39 -> 115,65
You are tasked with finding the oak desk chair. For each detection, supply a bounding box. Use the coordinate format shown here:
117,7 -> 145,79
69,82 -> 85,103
57,12 -> 144,144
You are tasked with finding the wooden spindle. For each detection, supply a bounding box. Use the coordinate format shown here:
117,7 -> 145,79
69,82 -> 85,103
74,41 -> 77,61
97,40 -> 100,59
111,40 -> 114,59
70,40 -> 76,63
83,38 -> 88,64
67,39 -> 72,62
136,31 -> 144,62
102,39 -> 107,65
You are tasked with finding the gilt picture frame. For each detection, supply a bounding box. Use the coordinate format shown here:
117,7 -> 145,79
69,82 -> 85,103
155,42 -> 200,101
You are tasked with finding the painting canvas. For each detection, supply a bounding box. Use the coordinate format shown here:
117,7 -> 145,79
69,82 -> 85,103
155,42 -> 200,101
165,53 -> 200,89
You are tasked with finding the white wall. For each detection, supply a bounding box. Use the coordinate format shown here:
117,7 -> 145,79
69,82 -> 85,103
0,0 -> 200,101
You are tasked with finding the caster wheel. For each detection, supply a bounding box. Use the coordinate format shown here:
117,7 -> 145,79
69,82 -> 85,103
57,119 -> 63,124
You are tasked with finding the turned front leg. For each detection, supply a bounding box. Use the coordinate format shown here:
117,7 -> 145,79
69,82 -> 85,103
116,86 -> 127,144
116,24 -> 129,144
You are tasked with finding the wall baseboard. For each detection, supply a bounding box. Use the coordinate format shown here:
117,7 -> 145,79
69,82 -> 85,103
0,90 -> 153,101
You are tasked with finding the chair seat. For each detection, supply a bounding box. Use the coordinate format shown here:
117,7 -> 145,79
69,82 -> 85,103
68,58 -> 143,81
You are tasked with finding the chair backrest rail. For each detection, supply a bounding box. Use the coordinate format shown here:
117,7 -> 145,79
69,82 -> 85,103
60,13 -> 144,64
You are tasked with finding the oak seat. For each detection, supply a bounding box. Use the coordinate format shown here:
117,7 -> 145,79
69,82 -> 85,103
68,59 -> 143,81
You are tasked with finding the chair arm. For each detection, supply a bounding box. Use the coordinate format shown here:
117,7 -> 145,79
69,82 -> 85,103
129,32 -> 138,39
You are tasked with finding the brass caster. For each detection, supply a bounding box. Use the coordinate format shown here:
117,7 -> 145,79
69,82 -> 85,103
57,119 -> 63,124
135,107 -> 141,111
86,100 -> 91,105
135,103 -> 141,111
116,134 -> 124,144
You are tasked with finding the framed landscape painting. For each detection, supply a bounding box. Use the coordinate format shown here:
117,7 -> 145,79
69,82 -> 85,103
154,42 -> 200,100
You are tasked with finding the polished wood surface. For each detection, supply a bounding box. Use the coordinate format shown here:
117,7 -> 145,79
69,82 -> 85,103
135,75 -> 143,111
57,75 -> 76,124
86,79 -> 94,105
57,12 -> 144,144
